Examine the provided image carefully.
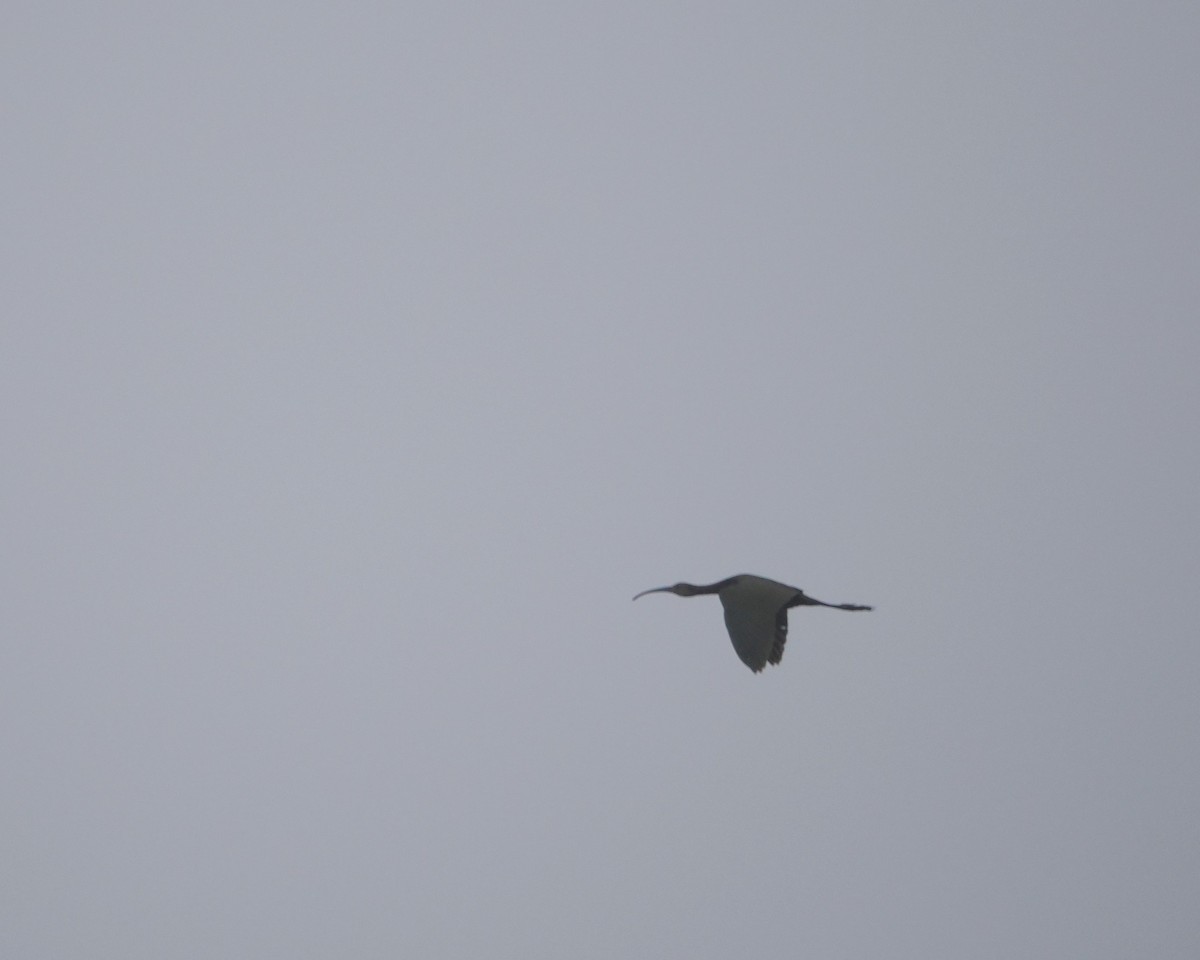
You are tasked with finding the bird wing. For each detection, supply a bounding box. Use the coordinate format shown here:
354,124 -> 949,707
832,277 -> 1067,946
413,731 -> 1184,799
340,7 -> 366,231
720,591 -> 791,672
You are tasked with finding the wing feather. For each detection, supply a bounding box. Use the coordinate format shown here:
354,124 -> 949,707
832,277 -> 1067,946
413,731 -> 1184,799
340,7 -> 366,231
769,608 -> 789,665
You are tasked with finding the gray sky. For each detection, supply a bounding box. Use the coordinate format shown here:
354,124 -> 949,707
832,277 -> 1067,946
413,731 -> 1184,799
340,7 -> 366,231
4,3 -> 1198,957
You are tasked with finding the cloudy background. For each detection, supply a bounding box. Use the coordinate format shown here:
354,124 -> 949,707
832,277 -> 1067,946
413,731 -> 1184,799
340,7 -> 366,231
4,2 -> 1198,957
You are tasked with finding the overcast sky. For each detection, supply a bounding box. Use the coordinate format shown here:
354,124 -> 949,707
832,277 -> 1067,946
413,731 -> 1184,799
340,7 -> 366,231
4,3 -> 1199,957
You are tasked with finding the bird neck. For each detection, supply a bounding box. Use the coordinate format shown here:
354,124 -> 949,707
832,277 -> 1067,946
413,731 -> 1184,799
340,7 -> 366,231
685,578 -> 738,596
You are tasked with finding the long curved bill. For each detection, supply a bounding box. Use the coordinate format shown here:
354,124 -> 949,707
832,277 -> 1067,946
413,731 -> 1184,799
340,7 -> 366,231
632,586 -> 673,601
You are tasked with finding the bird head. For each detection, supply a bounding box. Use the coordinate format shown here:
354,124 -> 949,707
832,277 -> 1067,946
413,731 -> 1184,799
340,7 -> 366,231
632,583 -> 696,600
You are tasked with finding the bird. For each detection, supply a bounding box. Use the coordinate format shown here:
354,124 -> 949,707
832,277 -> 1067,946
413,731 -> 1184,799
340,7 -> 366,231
633,574 -> 872,673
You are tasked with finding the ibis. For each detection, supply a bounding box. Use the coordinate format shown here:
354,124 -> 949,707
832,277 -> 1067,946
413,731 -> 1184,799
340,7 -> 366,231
633,574 -> 872,673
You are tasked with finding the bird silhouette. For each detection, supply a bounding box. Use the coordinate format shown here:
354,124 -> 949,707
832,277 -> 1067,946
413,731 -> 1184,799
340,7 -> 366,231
633,574 -> 872,672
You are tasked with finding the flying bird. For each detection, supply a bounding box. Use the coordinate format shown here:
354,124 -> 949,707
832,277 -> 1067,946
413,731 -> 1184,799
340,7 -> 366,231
633,574 -> 872,673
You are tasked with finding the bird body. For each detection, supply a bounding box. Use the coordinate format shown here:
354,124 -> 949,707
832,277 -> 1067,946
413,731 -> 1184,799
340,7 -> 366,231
633,574 -> 872,673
